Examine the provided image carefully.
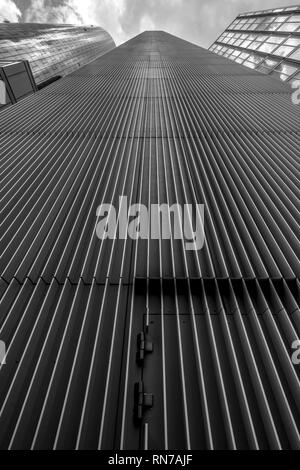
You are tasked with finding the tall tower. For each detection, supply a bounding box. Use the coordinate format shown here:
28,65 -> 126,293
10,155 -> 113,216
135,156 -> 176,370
0,23 -> 115,86
0,31 -> 299,450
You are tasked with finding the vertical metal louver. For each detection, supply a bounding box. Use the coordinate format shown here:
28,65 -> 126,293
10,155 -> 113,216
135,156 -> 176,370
0,31 -> 299,450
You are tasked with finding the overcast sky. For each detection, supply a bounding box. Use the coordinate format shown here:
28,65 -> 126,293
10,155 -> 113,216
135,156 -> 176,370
0,0 -> 297,46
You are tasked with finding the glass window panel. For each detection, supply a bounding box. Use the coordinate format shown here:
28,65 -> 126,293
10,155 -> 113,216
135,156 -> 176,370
265,58 -> 279,67
240,40 -> 251,47
273,45 -> 294,57
243,60 -> 257,69
278,23 -> 298,32
271,70 -> 291,81
256,58 -> 278,74
264,22 -> 280,31
256,35 -> 269,42
284,37 -> 300,47
275,63 -> 298,77
274,15 -> 288,22
256,65 -> 269,74
287,14 -> 300,22
249,41 -> 260,50
267,36 -> 284,44
259,23 -> 270,30
289,48 -> 300,61
282,64 -> 298,76
247,54 -> 263,64
264,16 -> 276,23
257,59 -> 278,72
258,42 -> 276,53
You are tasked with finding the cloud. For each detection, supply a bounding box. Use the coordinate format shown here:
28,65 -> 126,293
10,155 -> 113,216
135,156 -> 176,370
0,0 -> 21,22
8,0 -> 300,47
23,0 -> 83,24
19,0 -> 126,43
69,0 -> 127,44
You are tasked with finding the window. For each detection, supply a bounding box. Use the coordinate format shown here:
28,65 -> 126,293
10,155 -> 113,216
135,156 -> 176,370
284,38 -> 300,47
273,45 -> 294,57
258,42 -> 276,53
240,40 -> 251,48
249,41 -> 260,50
289,48 -> 300,61
278,23 -> 299,32
287,14 -> 300,22
243,60 -> 257,69
267,36 -> 284,44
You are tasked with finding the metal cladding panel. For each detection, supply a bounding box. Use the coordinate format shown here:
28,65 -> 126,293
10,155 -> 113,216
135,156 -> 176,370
0,31 -> 299,449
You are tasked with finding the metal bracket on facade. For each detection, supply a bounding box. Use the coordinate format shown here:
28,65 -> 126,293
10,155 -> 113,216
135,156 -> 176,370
136,332 -> 153,365
134,381 -> 154,421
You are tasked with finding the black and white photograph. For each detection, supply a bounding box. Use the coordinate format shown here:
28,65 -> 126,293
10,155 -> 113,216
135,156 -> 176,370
0,0 -> 300,456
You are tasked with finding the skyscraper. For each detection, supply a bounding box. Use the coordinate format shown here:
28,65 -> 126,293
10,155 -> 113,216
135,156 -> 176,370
209,5 -> 300,82
0,23 -> 115,86
0,30 -> 299,450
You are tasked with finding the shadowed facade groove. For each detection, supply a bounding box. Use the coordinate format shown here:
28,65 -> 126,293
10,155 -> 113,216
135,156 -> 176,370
0,31 -> 300,449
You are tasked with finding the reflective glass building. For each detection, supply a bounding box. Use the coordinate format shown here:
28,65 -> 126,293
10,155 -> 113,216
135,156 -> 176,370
0,23 -> 115,85
209,5 -> 300,82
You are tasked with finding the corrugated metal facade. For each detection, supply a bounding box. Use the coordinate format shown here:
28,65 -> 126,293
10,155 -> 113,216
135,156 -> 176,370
0,31 -> 299,450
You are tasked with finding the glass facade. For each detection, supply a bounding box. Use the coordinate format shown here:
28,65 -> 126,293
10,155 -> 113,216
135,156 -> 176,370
209,5 -> 300,82
0,23 -> 115,85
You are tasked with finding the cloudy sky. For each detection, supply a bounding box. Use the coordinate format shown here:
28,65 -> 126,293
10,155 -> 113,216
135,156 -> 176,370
0,0 -> 297,46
